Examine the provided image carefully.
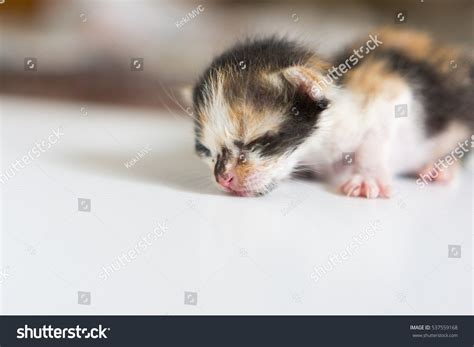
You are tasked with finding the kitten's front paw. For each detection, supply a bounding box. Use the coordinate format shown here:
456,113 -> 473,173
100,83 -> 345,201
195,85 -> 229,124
340,174 -> 391,199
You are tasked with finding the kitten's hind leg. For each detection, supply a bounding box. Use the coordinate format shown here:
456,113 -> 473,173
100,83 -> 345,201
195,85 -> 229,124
415,122 -> 471,185
417,161 -> 460,185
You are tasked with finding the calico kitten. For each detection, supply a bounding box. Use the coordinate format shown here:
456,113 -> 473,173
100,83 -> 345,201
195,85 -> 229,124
190,28 -> 473,198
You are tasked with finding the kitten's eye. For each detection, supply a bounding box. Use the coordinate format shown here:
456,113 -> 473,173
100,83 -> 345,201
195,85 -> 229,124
238,153 -> 247,164
195,142 -> 211,158
247,132 -> 273,152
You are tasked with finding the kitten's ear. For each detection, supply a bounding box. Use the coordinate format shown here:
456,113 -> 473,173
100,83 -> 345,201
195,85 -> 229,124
177,84 -> 194,107
282,66 -> 330,109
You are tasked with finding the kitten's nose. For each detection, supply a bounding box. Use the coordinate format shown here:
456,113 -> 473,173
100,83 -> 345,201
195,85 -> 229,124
217,173 -> 234,188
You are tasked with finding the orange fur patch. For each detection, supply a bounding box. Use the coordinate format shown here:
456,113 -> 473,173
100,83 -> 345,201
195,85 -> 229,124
234,161 -> 254,183
344,57 -> 407,105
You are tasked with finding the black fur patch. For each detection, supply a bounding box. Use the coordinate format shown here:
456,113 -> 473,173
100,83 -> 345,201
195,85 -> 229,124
246,86 -> 328,157
194,37 -> 313,101
214,147 -> 231,180
195,141 -> 211,157
382,50 -> 473,135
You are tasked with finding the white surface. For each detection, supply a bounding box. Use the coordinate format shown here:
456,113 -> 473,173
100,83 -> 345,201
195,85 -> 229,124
1,96 -> 472,315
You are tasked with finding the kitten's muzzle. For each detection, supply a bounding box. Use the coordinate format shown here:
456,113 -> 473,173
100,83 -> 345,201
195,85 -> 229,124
217,172 -> 235,189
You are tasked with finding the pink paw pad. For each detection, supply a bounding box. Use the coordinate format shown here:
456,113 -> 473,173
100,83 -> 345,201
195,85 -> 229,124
340,175 -> 391,199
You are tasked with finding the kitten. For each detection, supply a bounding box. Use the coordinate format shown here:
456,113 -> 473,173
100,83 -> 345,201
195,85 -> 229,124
190,28 -> 473,198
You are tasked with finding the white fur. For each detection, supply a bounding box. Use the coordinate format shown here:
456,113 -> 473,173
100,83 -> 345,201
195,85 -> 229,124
299,84 -> 435,185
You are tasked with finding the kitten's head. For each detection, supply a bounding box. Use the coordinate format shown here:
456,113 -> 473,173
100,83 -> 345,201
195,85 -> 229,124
192,38 -> 331,196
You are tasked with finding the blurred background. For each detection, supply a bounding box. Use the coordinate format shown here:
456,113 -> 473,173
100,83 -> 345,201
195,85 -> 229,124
1,0 -> 473,111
